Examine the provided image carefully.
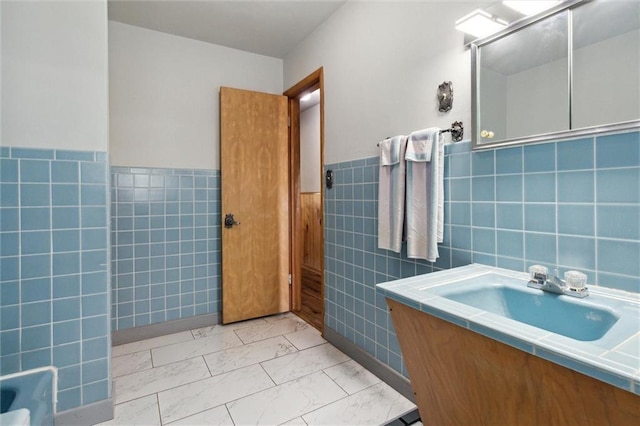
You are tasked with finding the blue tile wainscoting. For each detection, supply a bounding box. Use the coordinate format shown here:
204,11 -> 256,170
110,167 -> 221,331
2,131 -> 636,411
0,147 -> 110,411
324,129 -> 640,378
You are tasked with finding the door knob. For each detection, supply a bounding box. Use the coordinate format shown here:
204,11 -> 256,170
224,213 -> 240,228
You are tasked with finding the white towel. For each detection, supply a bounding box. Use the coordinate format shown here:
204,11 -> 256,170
405,135 -> 433,162
405,128 -> 444,262
378,135 -> 407,253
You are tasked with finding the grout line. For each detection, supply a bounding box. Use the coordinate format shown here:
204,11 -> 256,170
149,347 -> 157,369
224,403 -> 237,426
155,393 -> 164,425
202,355 -> 213,377
258,361 -> 279,388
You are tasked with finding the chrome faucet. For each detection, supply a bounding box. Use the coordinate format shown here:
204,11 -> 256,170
527,266 -> 589,298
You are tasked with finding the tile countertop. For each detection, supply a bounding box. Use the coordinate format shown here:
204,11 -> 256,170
376,264 -> 640,395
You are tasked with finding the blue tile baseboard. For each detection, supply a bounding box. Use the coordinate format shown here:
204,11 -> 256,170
0,146 -> 110,412
54,396 -> 113,425
111,312 -> 218,346
323,326 -> 416,405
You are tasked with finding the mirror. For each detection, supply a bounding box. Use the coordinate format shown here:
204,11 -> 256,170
473,0 -> 640,149
479,11 -> 569,141
572,0 -> 640,128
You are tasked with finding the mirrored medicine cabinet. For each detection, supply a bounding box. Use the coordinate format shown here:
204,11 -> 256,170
472,0 -> 640,149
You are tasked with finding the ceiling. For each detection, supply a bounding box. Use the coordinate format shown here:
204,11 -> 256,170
108,0 -> 346,59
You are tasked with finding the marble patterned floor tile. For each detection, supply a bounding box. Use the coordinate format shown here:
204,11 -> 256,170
95,394 -> 160,425
152,329 -> 244,366
284,326 -> 326,350
114,357 -> 210,404
302,382 -> 416,425
261,343 -> 350,384
263,312 -> 297,323
323,360 -> 381,394
235,316 -> 309,344
107,314 -> 413,426
166,405 -> 233,425
203,335 -> 297,376
191,317 -> 268,339
112,350 -> 153,378
227,371 -> 347,425
112,331 -> 194,357
279,416 -> 308,425
158,364 -> 275,424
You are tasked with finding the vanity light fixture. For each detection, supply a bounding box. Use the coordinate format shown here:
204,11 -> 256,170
503,1 -> 562,16
455,9 -> 508,38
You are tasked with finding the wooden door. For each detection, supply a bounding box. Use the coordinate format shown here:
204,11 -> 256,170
220,87 -> 290,324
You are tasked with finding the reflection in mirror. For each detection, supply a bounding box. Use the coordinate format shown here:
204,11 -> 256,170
472,0 -> 640,149
479,11 -> 569,142
572,0 -> 640,128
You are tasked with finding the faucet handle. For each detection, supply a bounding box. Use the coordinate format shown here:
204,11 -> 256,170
564,270 -> 587,290
528,265 -> 548,284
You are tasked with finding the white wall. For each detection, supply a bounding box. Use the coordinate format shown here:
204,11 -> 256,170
300,104 -> 321,192
284,1 -> 482,164
108,21 -> 283,170
1,0 -> 109,151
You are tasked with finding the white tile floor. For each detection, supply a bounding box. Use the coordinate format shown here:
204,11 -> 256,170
97,313 -> 417,425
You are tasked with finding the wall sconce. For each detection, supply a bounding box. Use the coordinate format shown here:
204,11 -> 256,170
503,1 -> 561,16
455,9 -> 508,38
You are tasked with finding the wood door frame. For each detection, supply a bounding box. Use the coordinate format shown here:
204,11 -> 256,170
284,68 -> 325,332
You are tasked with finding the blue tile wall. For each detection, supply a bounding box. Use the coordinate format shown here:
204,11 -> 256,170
324,129 -> 640,378
110,167 -> 220,331
324,157 -> 441,377
0,147 -> 110,412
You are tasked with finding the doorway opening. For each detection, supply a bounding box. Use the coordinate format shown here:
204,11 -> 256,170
284,68 -> 325,332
